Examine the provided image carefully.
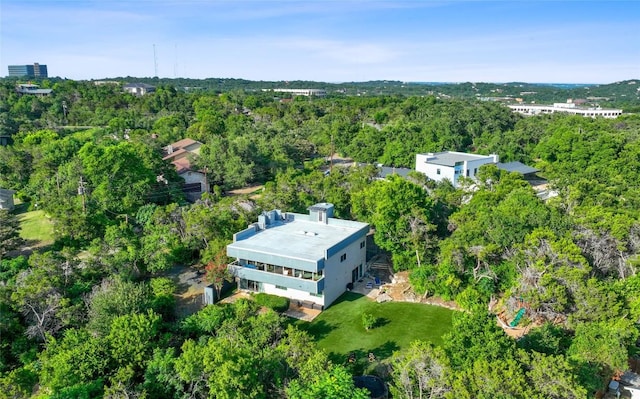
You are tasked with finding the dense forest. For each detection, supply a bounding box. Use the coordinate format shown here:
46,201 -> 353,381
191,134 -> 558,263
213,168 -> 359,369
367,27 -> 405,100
0,77 -> 639,398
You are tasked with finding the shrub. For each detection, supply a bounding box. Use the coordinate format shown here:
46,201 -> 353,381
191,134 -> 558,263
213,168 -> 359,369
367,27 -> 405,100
362,313 -> 377,330
253,293 -> 290,313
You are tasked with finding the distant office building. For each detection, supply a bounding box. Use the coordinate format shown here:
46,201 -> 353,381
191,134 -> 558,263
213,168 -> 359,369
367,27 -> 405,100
123,83 -> 156,96
263,88 -> 327,97
508,101 -> 622,118
8,63 -> 48,78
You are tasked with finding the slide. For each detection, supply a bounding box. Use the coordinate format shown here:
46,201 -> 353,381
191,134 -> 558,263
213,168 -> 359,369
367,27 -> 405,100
509,308 -> 525,327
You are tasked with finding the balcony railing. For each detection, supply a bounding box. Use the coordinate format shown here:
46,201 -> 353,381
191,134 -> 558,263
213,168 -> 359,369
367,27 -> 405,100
229,261 -> 324,294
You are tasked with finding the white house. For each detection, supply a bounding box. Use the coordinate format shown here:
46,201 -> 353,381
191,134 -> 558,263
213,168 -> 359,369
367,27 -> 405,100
163,138 -> 209,201
416,151 -> 499,187
227,203 -> 369,310
15,84 -> 52,96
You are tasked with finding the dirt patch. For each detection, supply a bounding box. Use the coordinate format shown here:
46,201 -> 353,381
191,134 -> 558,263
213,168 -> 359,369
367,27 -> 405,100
226,184 -> 264,196
164,265 -> 208,318
495,311 -> 532,339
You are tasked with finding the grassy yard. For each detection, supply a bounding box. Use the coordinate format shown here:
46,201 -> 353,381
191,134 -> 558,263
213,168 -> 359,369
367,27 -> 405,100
294,292 -> 455,365
17,206 -> 55,247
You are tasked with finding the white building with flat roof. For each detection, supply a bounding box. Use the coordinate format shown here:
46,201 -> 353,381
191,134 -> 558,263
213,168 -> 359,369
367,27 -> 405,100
416,151 -> 499,187
264,88 -> 327,97
227,203 -> 369,309
508,102 -> 622,118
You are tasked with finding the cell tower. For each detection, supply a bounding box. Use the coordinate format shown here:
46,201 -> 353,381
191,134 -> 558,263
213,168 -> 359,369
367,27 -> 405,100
153,44 -> 158,77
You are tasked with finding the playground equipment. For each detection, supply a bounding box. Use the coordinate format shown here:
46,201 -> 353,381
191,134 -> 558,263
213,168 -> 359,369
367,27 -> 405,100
509,308 -> 526,327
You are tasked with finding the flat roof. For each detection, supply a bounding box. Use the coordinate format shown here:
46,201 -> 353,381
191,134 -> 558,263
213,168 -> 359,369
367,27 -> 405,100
228,214 -> 368,263
379,166 -> 412,178
420,151 -> 493,167
496,161 -> 539,175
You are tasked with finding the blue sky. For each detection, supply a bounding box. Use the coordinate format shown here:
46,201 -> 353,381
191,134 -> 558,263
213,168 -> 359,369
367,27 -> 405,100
1,0 -> 638,83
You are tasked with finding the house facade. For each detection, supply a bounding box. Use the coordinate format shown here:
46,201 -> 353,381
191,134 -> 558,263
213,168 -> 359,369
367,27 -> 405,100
15,84 -> 52,96
163,138 -> 209,201
416,151 -> 499,187
227,203 -> 369,309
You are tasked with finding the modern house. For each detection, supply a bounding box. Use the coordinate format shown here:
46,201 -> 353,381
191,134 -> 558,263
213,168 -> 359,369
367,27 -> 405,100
227,203 -> 369,309
123,83 -> 156,96
8,63 -> 48,78
416,151 -> 499,187
0,189 -> 16,211
495,161 -> 539,178
15,84 -> 52,96
162,138 -> 209,201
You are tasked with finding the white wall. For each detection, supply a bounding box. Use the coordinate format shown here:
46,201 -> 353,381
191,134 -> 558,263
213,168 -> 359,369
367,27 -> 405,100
626,386 -> 640,399
416,154 -> 455,184
262,283 -> 324,306
323,237 -> 367,307
180,170 -> 208,192
464,156 -> 498,180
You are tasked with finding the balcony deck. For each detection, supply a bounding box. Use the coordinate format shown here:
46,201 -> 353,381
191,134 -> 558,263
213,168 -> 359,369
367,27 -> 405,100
229,262 -> 325,294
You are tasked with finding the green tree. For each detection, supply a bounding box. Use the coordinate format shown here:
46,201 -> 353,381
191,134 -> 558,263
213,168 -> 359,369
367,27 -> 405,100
107,310 -> 161,371
568,318 -> 639,384
0,209 -> 23,260
521,351 -> 587,399
38,328 -> 109,393
87,278 -> 154,336
388,340 -> 451,399
352,175 -> 435,271
78,141 -> 159,215
286,365 -> 369,399
11,251 -> 81,341
361,313 -> 377,330
204,249 -> 232,303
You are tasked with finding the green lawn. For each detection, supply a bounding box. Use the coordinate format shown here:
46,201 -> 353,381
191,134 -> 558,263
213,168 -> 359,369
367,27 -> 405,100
18,209 -> 54,246
294,292 -> 456,364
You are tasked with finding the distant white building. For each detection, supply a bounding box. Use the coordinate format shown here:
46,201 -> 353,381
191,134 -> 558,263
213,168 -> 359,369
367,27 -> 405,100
15,84 -> 52,96
123,83 -> 156,96
416,151 -> 499,187
264,88 -> 327,97
509,102 -> 622,118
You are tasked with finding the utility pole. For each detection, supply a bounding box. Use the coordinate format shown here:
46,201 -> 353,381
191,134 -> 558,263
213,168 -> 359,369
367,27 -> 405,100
78,176 -> 86,213
62,101 -> 68,124
330,134 -> 334,173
